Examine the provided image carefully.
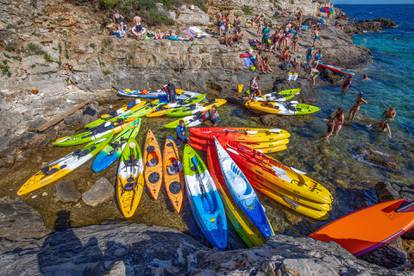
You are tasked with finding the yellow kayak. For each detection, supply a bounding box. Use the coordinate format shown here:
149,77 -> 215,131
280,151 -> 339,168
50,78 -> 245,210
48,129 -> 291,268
245,100 -> 320,116
17,134 -> 113,196
116,126 -> 145,218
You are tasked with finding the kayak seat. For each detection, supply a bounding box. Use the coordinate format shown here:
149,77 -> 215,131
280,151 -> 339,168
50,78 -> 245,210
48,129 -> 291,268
109,110 -> 118,117
147,156 -> 158,167
147,146 -> 155,153
166,142 -> 173,147
124,177 -> 137,191
169,181 -> 182,194
41,166 -> 59,175
148,172 -> 160,183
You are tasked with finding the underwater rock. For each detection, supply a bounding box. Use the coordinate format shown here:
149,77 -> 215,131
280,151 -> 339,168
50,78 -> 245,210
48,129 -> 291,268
354,146 -> 400,173
375,182 -> 401,201
82,177 -> 114,207
260,115 -> 291,129
55,181 -> 82,203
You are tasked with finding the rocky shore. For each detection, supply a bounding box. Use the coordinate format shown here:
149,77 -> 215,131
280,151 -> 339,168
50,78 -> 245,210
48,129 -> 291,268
0,198 -> 411,275
0,0 -> 412,274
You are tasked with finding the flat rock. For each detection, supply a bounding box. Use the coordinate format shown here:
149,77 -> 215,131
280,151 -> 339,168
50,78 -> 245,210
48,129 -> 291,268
175,5 -> 210,26
55,181 -> 81,203
82,177 -> 114,207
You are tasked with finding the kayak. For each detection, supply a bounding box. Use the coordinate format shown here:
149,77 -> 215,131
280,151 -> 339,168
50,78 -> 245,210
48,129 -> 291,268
143,130 -> 163,200
245,100 -> 320,115
147,94 -> 206,118
86,102 -> 161,129
206,145 -> 265,247
118,89 -> 166,99
86,100 -> 145,129
100,100 -> 145,119
189,127 -> 291,143
165,99 -> 227,118
310,200 -> 414,255
214,138 -> 274,239
163,137 -> 184,213
116,127 -> 144,218
163,114 -> 203,129
91,119 -> 141,173
225,142 -> 333,205
255,88 -> 301,102
54,120 -> 131,147
242,167 -> 332,212
183,145 -> 228,250
85,100 -> 147,129
189,135 -> 290,151
17,133 -> 113,196
317,63 -> 354,78
249,180 -> 330,220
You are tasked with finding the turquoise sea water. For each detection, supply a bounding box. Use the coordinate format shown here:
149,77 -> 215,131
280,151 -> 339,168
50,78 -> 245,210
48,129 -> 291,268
321,4 -> 414,137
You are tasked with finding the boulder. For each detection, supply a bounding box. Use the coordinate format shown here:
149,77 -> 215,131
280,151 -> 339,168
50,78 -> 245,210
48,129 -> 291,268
175,5 -> 210,26
82,177 -> 114,207
55,181 -> 82,203
375,182 -> 401,201
0,197 -> 49,253
359,240 -> 408,269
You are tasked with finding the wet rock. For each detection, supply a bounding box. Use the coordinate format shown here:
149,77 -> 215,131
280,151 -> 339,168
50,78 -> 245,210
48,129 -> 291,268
55,181 -> 82,203
359,240 -> 408,269
82,177 -> 114,207
80,114 -> 97,126
107,261 -> 126,275
375,182 -> 401,201
352,18 -> 397,34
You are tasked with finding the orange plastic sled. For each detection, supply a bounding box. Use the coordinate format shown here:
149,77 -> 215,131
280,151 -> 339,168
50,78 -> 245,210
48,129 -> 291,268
310,199 -> 414,256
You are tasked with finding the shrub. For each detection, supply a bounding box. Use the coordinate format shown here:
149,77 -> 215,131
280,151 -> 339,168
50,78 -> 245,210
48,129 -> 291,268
26,43 -> 56,63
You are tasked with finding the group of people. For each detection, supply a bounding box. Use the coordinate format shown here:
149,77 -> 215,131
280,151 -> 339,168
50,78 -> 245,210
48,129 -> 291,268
112,11 -> 147,39
216,12 -> 244,46
324,89 -> 397,140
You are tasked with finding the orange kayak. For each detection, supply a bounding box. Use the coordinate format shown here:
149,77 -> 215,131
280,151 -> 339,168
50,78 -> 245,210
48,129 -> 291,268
163,137 -> 184,213
143,130 -> 163,200
310,199 -> 414,256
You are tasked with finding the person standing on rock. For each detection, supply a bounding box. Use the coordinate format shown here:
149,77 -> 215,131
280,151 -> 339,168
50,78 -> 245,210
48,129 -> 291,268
312,26 -> 321,47
324,113 -> 336,140
342,76 -> 353,93
165,82 -> 176,103
334,108 -> 345,136
378,107 -> 396,138
348,93 -> 368,121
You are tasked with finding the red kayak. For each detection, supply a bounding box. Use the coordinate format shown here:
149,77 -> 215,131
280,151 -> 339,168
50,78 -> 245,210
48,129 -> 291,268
310,200 -> 414,256
317,63 -> 354,78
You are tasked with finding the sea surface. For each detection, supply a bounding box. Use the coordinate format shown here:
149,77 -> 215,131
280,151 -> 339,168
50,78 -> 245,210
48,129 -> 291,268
324,4 -> 414,136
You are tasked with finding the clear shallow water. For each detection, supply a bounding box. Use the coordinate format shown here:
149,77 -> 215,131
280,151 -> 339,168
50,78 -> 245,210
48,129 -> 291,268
322,4 -> 414,136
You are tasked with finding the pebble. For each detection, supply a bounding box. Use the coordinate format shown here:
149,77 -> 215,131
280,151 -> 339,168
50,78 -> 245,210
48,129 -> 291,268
42,192 -> 48,197
31,195 -> 37,199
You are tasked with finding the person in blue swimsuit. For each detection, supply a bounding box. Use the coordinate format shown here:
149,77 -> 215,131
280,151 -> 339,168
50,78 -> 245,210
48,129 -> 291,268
175,120 -> 188,146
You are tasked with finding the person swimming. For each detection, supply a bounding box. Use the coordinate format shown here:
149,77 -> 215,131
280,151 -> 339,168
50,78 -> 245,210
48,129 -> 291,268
363,73 -> 369,80
348,93 -> 368,121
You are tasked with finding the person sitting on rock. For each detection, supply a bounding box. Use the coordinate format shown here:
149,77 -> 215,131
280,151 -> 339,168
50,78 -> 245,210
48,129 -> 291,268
113,10 -> 126,38
262,55 -> 273,73
131,16 -> 146,39
232,26 -> 244,43
175,120 -> 188,146
204,105 -> 221,126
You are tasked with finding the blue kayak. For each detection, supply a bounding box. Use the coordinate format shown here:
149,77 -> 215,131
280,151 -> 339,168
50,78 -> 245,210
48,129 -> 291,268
91,120 -> 141,173
183,145 -> 228,250
214,138 -> 274,240
118,89 -> 167,99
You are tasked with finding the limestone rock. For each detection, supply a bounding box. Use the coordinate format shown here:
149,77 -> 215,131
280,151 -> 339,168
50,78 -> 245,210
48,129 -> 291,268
0,197 -> 49,253
176,5 -> 210,26
82,177 -> 114,207
0,222 -> 405,275
55,181 -> 81,203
